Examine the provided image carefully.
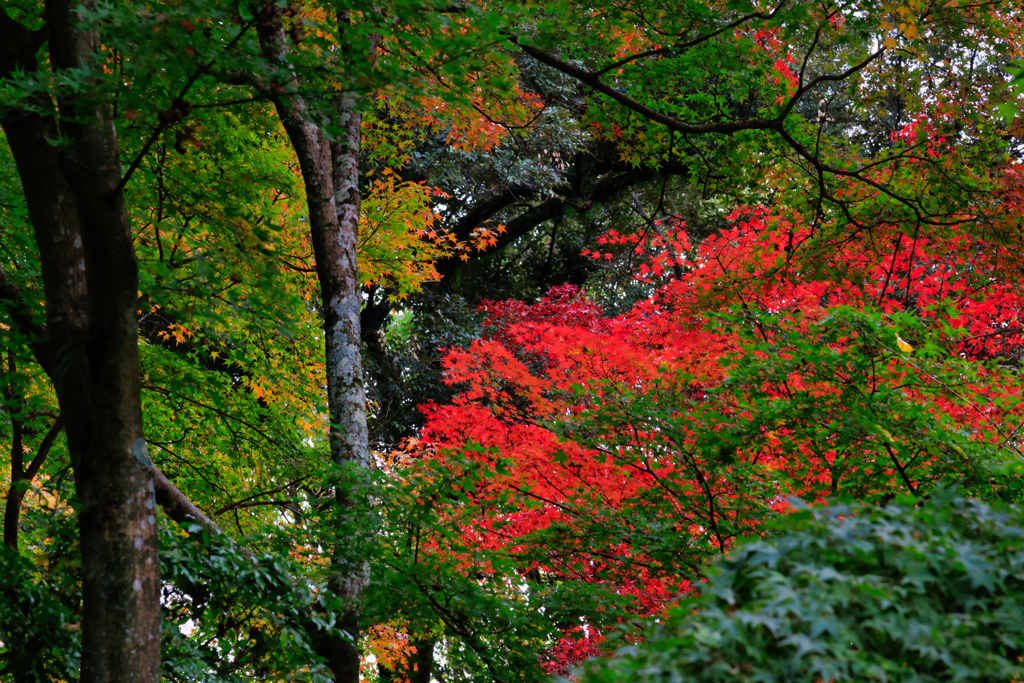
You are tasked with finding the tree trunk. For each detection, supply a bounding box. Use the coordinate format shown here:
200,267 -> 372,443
324,86 -> 371,683
256,7 -> 371,682
0,3 -> 160,681
327,90 -> 371,474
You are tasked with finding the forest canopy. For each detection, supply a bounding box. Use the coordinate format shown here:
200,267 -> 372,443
2,0 -> 1024,681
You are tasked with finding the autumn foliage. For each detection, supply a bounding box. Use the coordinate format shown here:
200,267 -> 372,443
4,0 -> 1024,680
396,199 -> 1024,673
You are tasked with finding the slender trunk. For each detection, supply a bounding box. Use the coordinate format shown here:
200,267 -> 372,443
3,488 -> 25,551
256,7 -> 370,682
2,388 -> 24,550
3,410 -> 63,550
0,3 -> 160,680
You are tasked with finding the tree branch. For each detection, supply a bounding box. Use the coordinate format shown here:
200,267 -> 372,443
0,264 -> 52,373
215,474 -> 313,516
115,14 -> 262,193
24,414 -> 64,481
149,459 -> 228,536
512,36 -> 777,136
592,0 -> 789,77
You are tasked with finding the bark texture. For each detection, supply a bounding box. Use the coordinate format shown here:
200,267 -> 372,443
328,87 -> 370,474
256,6 -> 370,682
0,3 -> 160,681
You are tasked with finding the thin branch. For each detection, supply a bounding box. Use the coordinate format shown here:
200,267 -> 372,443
215,475 -> 313,516
876,233 -> 903,306
115,15 -> 261,193
140,384 -> 282,447
882,442 -> 918,495
592,0 -> 790,77
779,47 -> 884,120
215,500 -> 293,513
190,94 -> 273,110
511,36 -> 779,136
24,414 -> 64,481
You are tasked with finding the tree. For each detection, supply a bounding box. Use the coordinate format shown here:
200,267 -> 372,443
1,0 -> 375,677
360,0 -> 1024,453
380,199 -> 1024,675
0,0 -> 540,679
248,4 -> 543,678
344,0 -> 1024,676
1,3 -> 161,678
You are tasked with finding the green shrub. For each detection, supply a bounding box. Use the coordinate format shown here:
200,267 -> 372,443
580,489 -> 1024,683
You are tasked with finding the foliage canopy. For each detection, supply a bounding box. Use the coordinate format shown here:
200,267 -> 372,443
2,0 -> 1024,680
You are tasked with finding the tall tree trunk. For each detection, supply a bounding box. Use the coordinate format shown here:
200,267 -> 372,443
256,7 -> 370,682
0,3 -> 160,681
325,86 -> 371,683
328,89 -> 370,475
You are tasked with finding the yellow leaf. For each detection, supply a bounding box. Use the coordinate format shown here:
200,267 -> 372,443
883,36 -> 898,50
896,335 -> 914,353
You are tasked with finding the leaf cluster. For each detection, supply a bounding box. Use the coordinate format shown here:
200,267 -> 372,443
580,489 -> 1024,683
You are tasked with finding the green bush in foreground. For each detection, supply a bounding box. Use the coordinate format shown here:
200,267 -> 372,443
580,490 -> 1024,683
